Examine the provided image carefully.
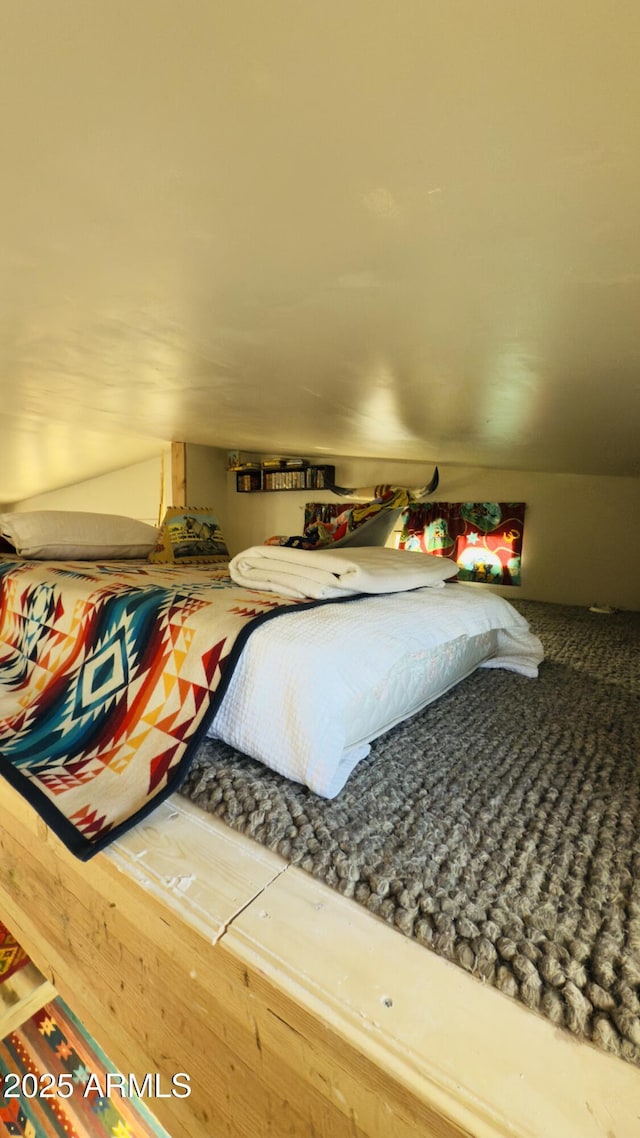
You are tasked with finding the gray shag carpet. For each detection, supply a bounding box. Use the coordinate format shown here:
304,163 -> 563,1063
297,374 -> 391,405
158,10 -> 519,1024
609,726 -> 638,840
181,600 -> 640,1064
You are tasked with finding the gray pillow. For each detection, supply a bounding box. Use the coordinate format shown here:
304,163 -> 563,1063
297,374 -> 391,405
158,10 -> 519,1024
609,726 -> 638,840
0,510 -> 158,560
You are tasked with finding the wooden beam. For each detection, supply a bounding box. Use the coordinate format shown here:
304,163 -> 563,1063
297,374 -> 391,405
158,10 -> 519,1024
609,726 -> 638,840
171,441 -> 187,507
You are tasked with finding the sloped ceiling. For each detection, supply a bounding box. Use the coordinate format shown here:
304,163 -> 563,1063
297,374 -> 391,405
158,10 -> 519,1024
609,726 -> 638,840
1,1 -> 639,502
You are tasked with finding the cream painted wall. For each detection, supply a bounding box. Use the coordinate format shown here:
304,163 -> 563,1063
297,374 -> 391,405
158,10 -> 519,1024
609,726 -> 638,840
215,454 -> 640,612
12,452 -> 171,528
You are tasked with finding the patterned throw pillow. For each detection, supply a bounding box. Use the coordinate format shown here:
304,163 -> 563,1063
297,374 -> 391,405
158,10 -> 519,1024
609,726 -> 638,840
148,506 -> 229,565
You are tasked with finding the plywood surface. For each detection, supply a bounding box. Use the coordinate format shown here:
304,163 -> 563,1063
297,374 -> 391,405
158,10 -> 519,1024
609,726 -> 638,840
1,785 -> 639,1138
230,867 -> 640,1138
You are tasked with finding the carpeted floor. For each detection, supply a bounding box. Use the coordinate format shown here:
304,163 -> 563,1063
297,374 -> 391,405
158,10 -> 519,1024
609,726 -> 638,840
181,600 -> 640,1065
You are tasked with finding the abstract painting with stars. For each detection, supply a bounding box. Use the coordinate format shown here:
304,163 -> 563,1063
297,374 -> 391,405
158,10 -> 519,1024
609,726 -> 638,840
398,502 -> 526,586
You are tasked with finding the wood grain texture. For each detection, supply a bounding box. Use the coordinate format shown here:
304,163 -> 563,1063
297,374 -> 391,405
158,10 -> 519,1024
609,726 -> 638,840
0,960 -> 57,1038
1,784 -> 639,1138
171,441 -> 187,508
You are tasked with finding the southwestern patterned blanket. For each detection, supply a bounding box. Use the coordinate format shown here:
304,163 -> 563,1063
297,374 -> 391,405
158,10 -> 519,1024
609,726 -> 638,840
0,558 -> 325,860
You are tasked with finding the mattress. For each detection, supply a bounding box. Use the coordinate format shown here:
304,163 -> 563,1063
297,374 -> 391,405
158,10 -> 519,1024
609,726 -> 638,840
208,583 -> 543,797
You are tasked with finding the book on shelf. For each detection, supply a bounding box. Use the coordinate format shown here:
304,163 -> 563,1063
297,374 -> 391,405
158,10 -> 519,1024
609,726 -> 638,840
235,463 -> 335,493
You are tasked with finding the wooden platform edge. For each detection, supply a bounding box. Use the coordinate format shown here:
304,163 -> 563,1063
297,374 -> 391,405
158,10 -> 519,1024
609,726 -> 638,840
1,787 -> 639,1138
0,960 -> 57,1039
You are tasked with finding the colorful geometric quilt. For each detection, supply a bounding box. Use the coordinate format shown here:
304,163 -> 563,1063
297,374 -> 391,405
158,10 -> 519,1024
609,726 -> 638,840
0,558 -> 319,860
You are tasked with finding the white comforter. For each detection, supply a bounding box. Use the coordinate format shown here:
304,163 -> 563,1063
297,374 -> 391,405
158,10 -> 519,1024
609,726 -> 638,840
228,544 -> 457,599
208,584 -> 544,798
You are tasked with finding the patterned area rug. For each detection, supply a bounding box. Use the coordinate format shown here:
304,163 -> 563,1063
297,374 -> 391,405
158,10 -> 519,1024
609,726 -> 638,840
182,600 -> 640,1065
0,924 -> 29,985
0,999 -> 172,1136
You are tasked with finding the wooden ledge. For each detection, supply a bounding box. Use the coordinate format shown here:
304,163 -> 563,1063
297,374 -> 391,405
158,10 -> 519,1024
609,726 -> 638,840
1,787 -> 639,1138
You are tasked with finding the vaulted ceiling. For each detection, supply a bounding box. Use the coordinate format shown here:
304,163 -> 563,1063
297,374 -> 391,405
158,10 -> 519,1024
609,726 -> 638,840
1,1 -> 639,502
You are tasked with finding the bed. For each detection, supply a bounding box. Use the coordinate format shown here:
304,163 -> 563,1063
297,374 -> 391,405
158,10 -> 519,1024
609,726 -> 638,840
206,581 -> 541,799
0,547 -> 541,858
1,541 -> 638,1137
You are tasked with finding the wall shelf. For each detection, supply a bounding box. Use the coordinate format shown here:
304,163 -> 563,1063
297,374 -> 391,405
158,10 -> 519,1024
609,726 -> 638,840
234,462 -> 335,493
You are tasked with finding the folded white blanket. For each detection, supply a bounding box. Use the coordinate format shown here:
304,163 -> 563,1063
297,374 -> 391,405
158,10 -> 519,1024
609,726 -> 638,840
228,544 -> 458,599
